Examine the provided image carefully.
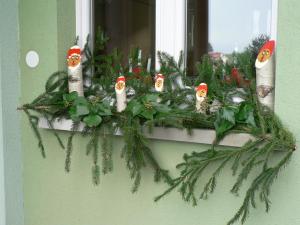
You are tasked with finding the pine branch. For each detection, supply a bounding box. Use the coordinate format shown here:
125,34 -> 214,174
23,109 -> 46,158
86,127 -> 101,185
227,151 -> 293,225
65,122 -> 79,173
101,125 -> 113,174
44,115 -> 65,150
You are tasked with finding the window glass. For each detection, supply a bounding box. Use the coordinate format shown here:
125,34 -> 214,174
187,0 -> 274,74
94,0 -> 156,63
94,0 -> 274,74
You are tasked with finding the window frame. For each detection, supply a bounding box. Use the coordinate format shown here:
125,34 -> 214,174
76,0 -> 278,63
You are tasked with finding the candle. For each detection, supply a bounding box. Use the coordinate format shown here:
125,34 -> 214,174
147,57 -> 151,73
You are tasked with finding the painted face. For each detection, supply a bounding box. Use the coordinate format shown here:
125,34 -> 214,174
116,82 -> 125,91
156,79 -> 163,88
68,54 -> 81,67
258,49 -> 271,63
197,89 -> 207,98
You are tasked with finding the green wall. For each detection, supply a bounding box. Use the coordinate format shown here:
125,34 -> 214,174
19,1 -> 300,225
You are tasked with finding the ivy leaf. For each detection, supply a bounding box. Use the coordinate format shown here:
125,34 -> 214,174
214,106 -> 237,139
236,103 -> 257,127
143,94 -> 159,103
140,109 -> 155,120
76,105 -> 89,116
220,106 -> 237,123
74,96 -> 88,105
83,114 -> 102,127
127,100 -> 144,117
94,103 -> 112,116
131,103 -> 143,117
69,104 -> 89,121
63,91 -> 78,102
152,103 -> 171,113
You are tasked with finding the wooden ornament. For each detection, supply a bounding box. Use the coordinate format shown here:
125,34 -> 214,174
115,76 -> 127,112
196,83 -> 208,113
255,40 -> 275,110
155,73 -> 165,92
67,45 -> 84,96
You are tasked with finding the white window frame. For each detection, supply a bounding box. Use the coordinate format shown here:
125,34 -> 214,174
75,0 -> 186,69
76,0 -> 278,67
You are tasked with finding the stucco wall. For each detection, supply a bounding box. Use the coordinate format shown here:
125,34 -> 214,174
19,0 -> 300,225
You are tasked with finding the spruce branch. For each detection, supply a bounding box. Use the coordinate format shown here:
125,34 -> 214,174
101,125 -> 113,174
44,115 -> 65,150
23,109 -> 46,158
65,122 -> 79,173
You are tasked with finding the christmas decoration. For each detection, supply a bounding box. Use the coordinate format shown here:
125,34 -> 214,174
132,49 -> 143,75
67,45 -> 84,96
154,73 -> 164,92
195,83 -> 208,113
147,57 -> 151,73
18,30 -> 295,225
115,76 -> 127,112
255,40 -> 276,110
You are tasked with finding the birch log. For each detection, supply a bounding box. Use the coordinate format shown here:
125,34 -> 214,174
255,40 -> 276,110
67,45 -> 84,96
196,83 -> 208,113
115,76 -> 127,112
155,73 -> 165,92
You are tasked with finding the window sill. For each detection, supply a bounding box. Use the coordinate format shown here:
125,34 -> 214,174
38,118 -> 255,147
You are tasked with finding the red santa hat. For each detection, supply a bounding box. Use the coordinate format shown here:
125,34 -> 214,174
196,83 -> 208,93
155,73 -> 164,80
259,40 -> 275,57
117,76 -> 126,83
67,46 -> 81,59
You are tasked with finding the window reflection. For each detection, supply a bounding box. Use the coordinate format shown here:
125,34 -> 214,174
94,0 -> 275,75
94,0 -> 155,64
187,0 -> 273,75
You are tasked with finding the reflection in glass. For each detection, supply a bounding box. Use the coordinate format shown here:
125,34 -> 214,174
94,0 -> 274,75
94,0 -> 155,64
187,0 -> 273,75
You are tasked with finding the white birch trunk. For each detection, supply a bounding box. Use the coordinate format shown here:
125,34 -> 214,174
255,53 -> 275,110
68,63 -> 84,96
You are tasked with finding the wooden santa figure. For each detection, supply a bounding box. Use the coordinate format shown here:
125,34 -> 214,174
115,76 -> 127,112
155,73 -> 165,92
255,40 -> 276,110
196,83 -> 208,113
67,45 -> 84,96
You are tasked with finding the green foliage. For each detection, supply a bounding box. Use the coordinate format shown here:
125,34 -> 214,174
214,102 -> 257,140
155,106 -> 295,225
19,31 -> 295,225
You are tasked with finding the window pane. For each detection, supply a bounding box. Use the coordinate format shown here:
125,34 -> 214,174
186,0 -> 209,75
208,0 -> 273,53
94,0 -> 156,63
187,0 -> 274,75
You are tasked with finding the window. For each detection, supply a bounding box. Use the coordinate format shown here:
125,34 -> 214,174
76,0 -> 277,75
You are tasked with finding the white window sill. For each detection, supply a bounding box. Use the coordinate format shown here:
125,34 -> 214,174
38,118 -> 255,147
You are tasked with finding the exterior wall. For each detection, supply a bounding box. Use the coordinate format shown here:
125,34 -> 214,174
0,0 -> 24,225
19,1 -> 300,225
